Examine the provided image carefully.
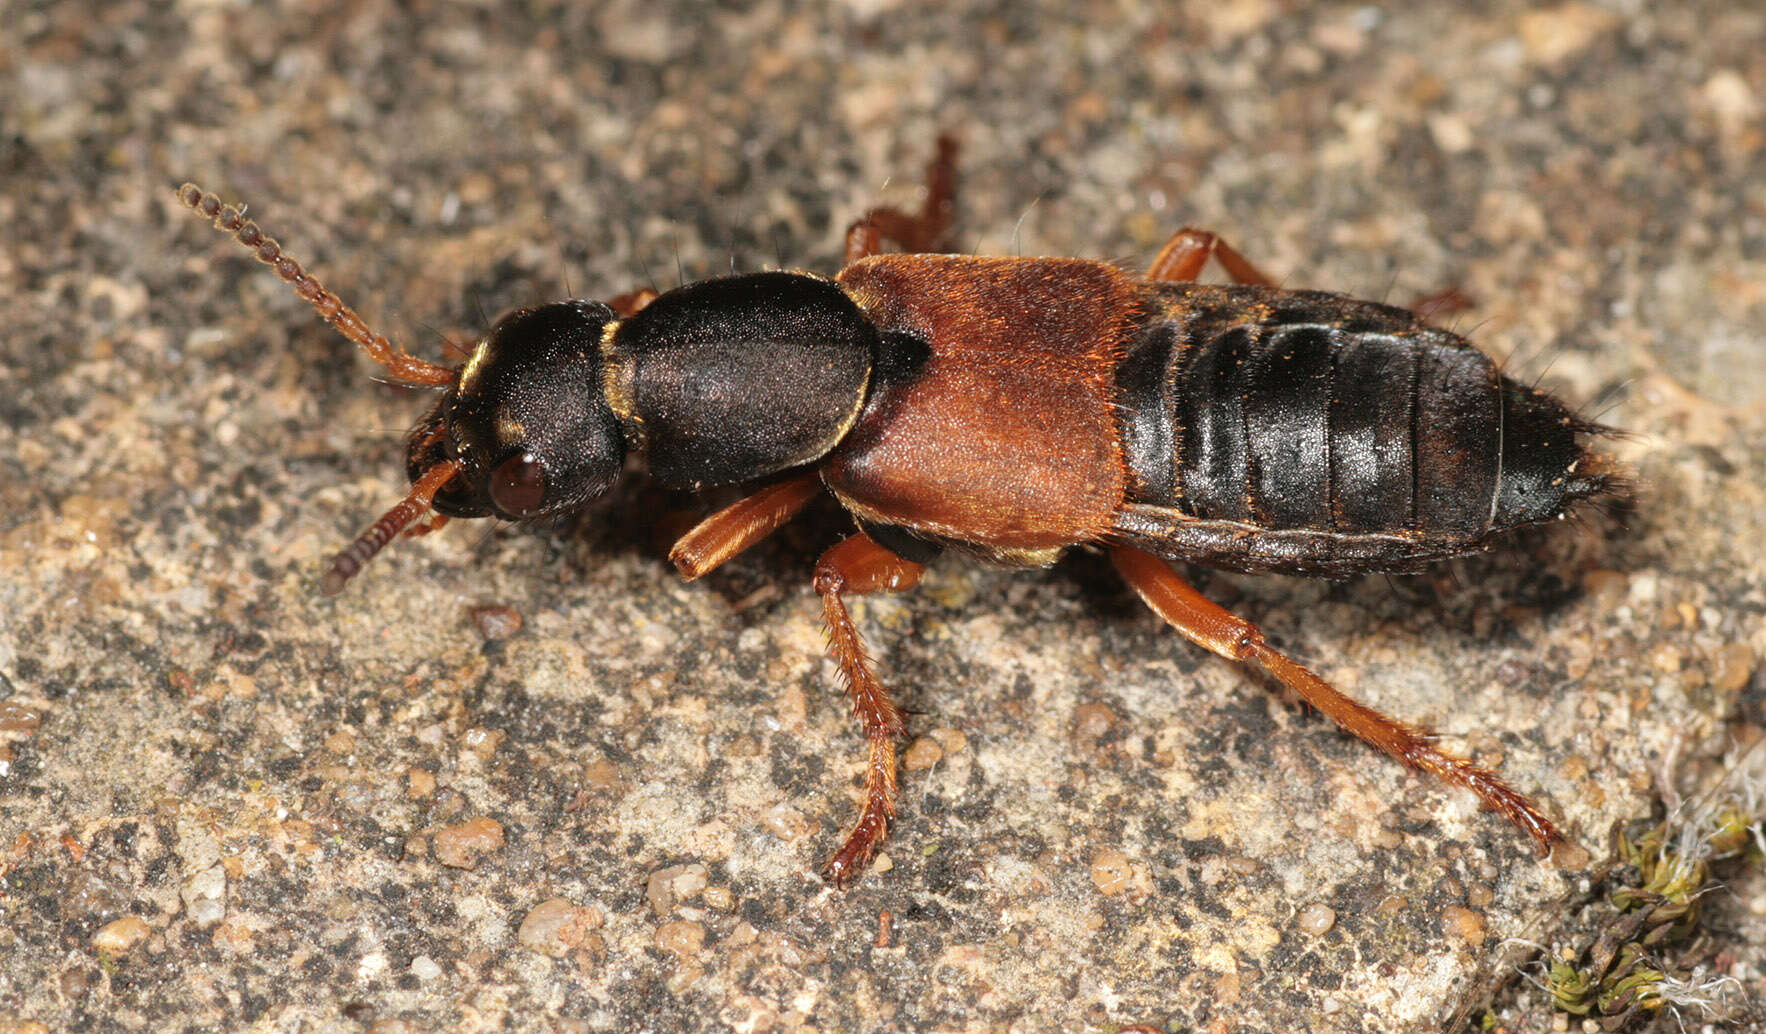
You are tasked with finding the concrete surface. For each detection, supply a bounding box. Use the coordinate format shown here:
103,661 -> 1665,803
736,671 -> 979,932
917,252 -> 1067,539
2,2 -> 1763,1032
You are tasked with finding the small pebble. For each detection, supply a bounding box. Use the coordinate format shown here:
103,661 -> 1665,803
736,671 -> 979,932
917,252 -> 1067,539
459,726 -> 505,762
0,702 -> 43,733
432,817 -> 505,869
1518,3 -> 1620,65
1552,841 -> 1593,870
927,727 -> 968,755
1711,643 -> 1755,695
91,916 -> 151,955
655,920 -> 706,960
518,898 -> 603,957
183,866 -> 226,926
210,920 -> 256,954
761,804 -> 809,841
1442,905 -> 1486,948
575,760 -> 619,794
1296,903 -> 1336,937
902,737 -> 944,770
1072,702 -> 1116,746
406,768 -> 437,798
646,864 -> 709,914
468,604 -> 523,640
1091,849 -> 1134,896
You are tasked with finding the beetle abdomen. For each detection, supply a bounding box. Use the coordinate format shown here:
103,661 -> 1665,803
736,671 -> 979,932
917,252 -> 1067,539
1114,283 -> 1610,574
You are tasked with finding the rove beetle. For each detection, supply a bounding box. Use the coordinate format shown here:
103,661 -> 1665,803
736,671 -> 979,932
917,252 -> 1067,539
178,138 -> 1617,885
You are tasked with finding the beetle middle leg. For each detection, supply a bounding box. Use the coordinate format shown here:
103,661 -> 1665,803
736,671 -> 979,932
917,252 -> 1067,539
844,135 -> 960,263
1110,546 -> 1564,854
813,532 -> 927,886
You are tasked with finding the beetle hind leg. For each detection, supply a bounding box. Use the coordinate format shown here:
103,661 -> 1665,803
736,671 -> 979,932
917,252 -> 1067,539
813,532 -> 927,886
1110,546 -> 1564,855
606,287 -> 659,317
1145,227 -> 1277,286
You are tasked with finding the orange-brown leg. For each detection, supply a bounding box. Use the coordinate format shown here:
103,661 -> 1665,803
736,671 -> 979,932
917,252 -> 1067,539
844,135 -> 960,263
813,532 -> 927,886
1407,286 -> 1476,323
1148,224 -> 1475,323
606,287 -> 659,318
1110,546 -> 1563,854
1145,227 -> 1277,286
667,473 -> 824,580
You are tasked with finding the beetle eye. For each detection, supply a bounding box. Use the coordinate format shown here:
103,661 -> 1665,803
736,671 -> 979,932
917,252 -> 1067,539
488,452 -> 547,517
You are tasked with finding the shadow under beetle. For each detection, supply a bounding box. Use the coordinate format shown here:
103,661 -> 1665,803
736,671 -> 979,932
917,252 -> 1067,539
178,137 -> 1618,886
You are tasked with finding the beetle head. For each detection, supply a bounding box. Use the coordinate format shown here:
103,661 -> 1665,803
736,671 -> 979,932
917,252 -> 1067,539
320,300 -> 625,596
173,183 -> 634,595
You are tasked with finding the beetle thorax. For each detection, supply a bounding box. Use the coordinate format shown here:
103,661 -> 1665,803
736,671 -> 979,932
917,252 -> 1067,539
603,271 -> 878,490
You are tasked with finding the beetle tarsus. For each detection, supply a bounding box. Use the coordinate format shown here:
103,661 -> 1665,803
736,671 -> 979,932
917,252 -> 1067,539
813,533 -> 925,886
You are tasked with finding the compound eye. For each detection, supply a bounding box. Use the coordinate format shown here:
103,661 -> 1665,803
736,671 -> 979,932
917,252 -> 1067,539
488,452 -> 547,517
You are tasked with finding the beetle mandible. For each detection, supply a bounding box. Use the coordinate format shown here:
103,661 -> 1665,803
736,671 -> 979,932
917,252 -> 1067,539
178,137 -> 1616,885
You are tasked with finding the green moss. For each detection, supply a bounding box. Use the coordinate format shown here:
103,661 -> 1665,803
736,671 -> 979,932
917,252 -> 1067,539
1539,787 -> 1760,1027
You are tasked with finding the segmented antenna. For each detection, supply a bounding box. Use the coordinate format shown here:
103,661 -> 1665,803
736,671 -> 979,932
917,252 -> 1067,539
175,183 -> 458,388
321,460 -> 464,596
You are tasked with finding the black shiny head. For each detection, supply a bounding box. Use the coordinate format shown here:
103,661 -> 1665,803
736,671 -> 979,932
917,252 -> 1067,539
408,300 -> 625,520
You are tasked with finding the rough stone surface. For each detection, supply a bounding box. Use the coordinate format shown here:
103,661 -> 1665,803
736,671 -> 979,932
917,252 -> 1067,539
3,3 -> 1763,1032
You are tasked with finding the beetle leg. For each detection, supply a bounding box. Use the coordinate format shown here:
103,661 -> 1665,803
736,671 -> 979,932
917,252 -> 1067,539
813,532 -> 927,886
1110,546 -> 1565,855
1407,285 -> 1476,323
668,473 -> 824,580
606,287 -> 659,318
844,135 -> 960,263
1145,227 -> 1277,286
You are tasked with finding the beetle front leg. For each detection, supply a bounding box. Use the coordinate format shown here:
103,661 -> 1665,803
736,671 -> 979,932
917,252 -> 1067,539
668,473 -> 823,580
1110,546 -> 1565,855
1145,227 -> 1277,286
813,532 -> 927,886
844,135 -> 959,263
